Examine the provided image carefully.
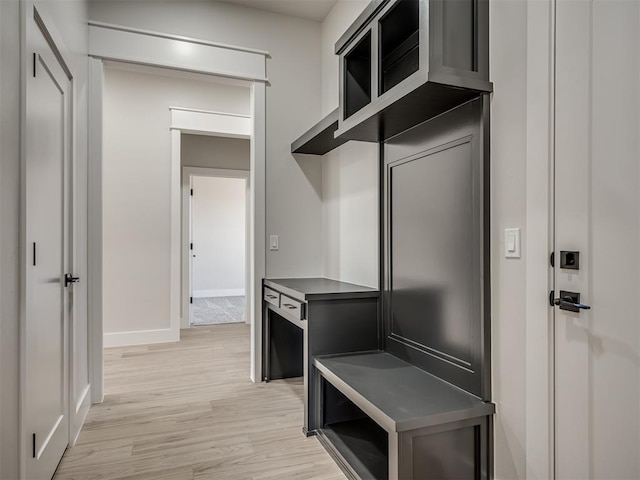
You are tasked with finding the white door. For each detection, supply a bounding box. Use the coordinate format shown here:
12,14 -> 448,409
554,1 -> 640,478
24,9 -> 72,479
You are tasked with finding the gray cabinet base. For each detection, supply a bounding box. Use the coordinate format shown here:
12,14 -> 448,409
314,355 -> 494,480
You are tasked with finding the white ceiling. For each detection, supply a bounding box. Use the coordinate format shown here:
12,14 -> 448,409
219,0 -> 338,22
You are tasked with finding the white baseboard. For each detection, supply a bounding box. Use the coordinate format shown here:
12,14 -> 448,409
104,328 -> 179,348
193,288 -> 245,298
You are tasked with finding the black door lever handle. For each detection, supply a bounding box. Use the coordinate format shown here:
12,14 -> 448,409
65,273 -> 80,287
553,296 -> 591,310
550,290 -> 590,312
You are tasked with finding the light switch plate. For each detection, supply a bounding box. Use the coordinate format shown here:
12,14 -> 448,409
270,235 -> 279,251
505,228 -> 521,258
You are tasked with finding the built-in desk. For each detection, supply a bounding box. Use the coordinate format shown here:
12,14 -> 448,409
262,278 -> 379,435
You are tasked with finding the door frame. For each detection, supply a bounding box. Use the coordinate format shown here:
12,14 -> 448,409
171,107 -> 252,333
169,107 -> 256,334
87,23 -> 268,403
182,167 -> 251,328
523,0 -> 556,477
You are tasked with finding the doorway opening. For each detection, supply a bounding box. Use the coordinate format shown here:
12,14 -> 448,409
100,62 -> 254,352
183,169 -> 250,328
88,22 -> 267,405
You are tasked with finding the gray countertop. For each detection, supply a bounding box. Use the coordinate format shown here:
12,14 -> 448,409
314,351 -> 495,433
264,277 -> 379,302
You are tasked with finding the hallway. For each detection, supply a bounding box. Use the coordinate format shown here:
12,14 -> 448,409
53,324 -> 345,479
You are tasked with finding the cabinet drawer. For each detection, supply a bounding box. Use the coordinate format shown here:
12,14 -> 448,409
264,287 -> 280,307
280,295 -> 304,320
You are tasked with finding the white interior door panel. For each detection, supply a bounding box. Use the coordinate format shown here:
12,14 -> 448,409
24,8 -> 71,479
554,1 -> 640,478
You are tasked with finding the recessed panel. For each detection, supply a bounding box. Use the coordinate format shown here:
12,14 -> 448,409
412,425 -> 479,479
390,141 -> 475,368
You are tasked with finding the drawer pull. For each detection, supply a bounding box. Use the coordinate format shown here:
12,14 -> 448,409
283,304 -> 297,309
265,294 -> 277,299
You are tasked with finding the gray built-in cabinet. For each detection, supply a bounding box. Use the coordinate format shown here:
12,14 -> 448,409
337,0 -> 491,142
280,0 -> 494,478
292,0 -> 491,155
311,96 -> 493,480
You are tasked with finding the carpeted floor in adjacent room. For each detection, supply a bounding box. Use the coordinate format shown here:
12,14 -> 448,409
192,296 -> 246,326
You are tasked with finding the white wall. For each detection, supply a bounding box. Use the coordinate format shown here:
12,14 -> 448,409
0,0 -> 20,478
490,1 -> 528,478
0,0 -> 89,476
321,141 -> 379,288
320,0 -> 379,289
102,65 -> 250,340
0,2 -> 20,476
191,176 -> 246,297
90,1 -> 324,279
182,134 -> 250,171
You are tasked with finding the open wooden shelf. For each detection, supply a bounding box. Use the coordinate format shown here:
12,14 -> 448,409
379,0 -> 420,94
290,108 -> 350,155
321,419 -> 389,480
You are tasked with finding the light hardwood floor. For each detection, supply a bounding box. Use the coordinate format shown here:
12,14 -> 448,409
54,324 -> 346,480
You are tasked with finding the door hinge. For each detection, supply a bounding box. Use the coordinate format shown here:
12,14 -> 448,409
190,189 -> 194,196
32,433 -> 36,458
550,251 -> 555,267
32,53 -> 36,78
190,242 -> 193,250
32,242 -> 37,266
549,290 -> 555,307
190,297 -> 193,304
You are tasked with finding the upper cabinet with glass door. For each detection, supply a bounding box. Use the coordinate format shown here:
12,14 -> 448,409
336,0 -> 491,142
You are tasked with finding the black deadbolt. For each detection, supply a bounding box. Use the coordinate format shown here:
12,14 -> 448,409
560,251 -> 579,270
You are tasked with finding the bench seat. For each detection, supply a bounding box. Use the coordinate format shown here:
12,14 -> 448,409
313,351 -> 495,480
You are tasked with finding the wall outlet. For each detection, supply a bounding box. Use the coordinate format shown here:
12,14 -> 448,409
270,235 -> 279,251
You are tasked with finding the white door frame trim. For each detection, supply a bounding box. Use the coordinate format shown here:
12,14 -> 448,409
87,25 -> 267,402
170,106 -> 251,139
88,22 -> 269,84
87,58 -> 104,403
524,0 -> 555,477
172,112 -> 252,341
181,167 -> 251,329
88,21 -> 270,57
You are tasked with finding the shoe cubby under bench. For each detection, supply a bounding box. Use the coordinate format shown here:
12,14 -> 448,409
314,351 -> 495,480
